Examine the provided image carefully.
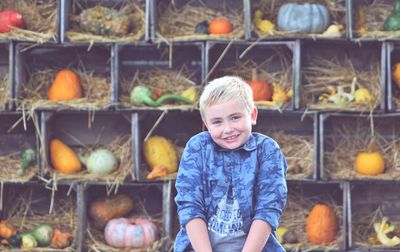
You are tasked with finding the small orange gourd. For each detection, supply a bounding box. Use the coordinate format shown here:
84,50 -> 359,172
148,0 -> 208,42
89,194 -> 134,230
48,69 -> 83,101
208,18 -> 233,35
104,217 -> 158,248
355,140 -> 385,176
392,63 -> 400,89
246,68 -> 272,101
0,221 -> 17,239
306,204 -> 338,244
50,228 -> 72,249
50,139 -> 81,174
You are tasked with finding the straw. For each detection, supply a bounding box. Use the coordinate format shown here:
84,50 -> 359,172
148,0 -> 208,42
252,0 -> 346,39
302,57 -> 380,111
17,66 -> 112,111
324,118 -> 400,180
0,0 -> 57,43
66,2 -> 145,42
280,189 -> 344,251
156,0 -> 244,41
3,187 -> 77,251
0,74 -> 10,107
120,67 -> 200,110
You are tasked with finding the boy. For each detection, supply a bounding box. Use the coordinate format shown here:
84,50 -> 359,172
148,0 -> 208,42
174,76 -> 288,252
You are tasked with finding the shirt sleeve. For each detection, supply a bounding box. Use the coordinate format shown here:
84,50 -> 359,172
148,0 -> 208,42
175,136 -> 207,227
253,139 -> 288,231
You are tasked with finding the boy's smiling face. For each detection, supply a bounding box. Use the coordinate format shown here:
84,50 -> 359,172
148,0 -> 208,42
203,99 -> 258,150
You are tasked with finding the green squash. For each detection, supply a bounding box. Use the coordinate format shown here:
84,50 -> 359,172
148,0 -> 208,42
384,0 -> 400,31
30,224 -> 54,247
277,3 -> 330,33
86,149 -> 118,175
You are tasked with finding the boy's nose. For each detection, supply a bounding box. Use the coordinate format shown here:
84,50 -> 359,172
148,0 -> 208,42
223,123 -> 234,134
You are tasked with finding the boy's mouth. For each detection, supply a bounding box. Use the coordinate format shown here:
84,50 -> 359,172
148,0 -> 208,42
224,134 -> 239,142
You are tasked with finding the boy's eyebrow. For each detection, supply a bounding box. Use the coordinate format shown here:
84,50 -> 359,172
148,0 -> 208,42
209,112 -> 243,120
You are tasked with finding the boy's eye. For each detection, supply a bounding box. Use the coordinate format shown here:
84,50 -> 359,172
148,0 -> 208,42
231,115 -> 241,121
211,120 -> 222,125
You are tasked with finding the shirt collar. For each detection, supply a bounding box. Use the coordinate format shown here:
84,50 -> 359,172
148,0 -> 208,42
213,133 -> 257,152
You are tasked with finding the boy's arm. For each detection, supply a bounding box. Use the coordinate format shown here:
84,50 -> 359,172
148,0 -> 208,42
242,219 -> 272,252
186,218 -> 213,252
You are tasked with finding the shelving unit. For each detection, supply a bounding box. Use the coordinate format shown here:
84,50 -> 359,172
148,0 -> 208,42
1,0 -> 400,251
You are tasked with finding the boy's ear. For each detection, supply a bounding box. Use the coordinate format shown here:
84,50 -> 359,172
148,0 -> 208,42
251,107 -> 258,125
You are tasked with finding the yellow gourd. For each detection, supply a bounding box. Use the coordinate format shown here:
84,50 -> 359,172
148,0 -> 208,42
143,136 -> 178,179
50,139 -> 81,174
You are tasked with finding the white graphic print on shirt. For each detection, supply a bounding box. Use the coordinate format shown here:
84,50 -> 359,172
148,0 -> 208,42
208,185 -> 245,236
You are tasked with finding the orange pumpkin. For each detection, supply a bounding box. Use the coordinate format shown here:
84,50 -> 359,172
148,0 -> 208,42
48,69 -> 83,101
50,139 -> 81,174
306,204 -> 338,244
392,63 -> 400,89
104,217 -> 158,248
246,69 -> 272,101
208,18 -> 233,35
89,194 -> 134,230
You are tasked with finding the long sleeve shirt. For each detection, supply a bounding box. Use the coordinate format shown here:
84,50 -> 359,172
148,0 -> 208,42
174,132 -> 288,252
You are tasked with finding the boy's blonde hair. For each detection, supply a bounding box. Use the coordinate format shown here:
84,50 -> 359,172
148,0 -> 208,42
199,76 -> 254,119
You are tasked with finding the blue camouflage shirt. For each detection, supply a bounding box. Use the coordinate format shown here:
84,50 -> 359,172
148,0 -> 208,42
175,131 -> 288,252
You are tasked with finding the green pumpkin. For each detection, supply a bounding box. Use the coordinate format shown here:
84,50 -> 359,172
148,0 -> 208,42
384,0 -> 400,31
277,3 -> 330,33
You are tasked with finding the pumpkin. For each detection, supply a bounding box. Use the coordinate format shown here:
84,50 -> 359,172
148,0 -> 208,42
48,69 -> 83,101
0,10 -> 25,33
246,68 -> 272,101
392,62 -> 400,89
104,217 -> 158,248
50,139 -> 82,174
0,221 -> 17,239
355,152 -> 385,176
143,136 -> 178,179
306,204 -> 338,244
89,194 -> 134,230
355,139 -> 385,176
277,3 -> 330,33
85,149 -> 118,175
208,18 -> 233,35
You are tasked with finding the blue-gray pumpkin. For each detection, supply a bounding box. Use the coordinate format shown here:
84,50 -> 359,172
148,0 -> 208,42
277,3 -> 330,33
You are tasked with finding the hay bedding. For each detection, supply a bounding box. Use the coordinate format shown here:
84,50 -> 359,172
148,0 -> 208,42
324,122 -> 400,180
0,152 -> 38,182
43,135 -> 133,191
217,52 -> 292,110
66,1 -> 145,43
0,0 -> 57,43
352,207 -> 400,249
355,1 -> 400,40
267,131 -> 313,179
156,0 -> 244,41
120,67 -> 200,110
18,67 -> 112,111
252,0 -> 346,39
0,74 -> 10,108
302,57 -> 381,111
1,187 -> 77,251
86,201 -> 168,252
280,190 -> 344,251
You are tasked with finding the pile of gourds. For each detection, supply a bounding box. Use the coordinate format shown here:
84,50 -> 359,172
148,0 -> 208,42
89,194 -> 158,248
0,220 -> 72,249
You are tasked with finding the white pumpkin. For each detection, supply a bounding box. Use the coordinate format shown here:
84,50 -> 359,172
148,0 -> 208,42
86,149 -> 118,174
